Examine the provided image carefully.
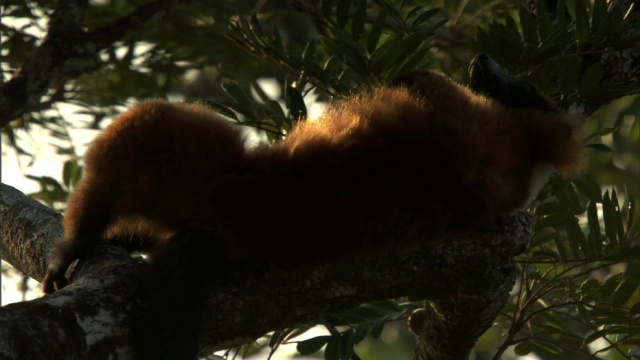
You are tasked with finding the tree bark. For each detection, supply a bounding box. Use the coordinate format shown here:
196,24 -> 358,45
0,182 -> 531,359
412,217 -> 530,359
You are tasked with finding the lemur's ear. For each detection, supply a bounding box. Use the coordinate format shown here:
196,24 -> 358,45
388,71 -> 419,88
387,69 -> 443,97
529,115 -> 584,177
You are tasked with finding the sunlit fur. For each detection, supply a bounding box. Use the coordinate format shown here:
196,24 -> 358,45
43,70 -> 582,293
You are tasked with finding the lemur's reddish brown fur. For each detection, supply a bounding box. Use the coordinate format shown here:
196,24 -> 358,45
42,70 -> 583,293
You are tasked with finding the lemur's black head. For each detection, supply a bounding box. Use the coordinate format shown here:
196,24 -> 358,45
468,53 -> 557,112
389,53 -> 557,112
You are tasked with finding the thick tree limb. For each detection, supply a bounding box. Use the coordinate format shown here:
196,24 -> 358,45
412,216 -> 530,359
0,0 -> 181,128
0,245 -> 142,360
0,183 -> 62,280
0,182 -> 530,359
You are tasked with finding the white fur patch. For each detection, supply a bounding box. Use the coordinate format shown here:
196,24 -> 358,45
521,163 -> 555,209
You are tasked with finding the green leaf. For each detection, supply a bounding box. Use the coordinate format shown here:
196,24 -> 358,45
585,328 -> 616,345
251,80 -> 272,104
519,5 -> 538,45
606,246 -> 640,262
395,48 -> 429,76
351,0 -> 366,40
535,214 -> 569,230
222,82 -> 257,118
603,191 -> 619,247
26,176 -> 64,192
411,8 -> 439,30
630,302 -> 640,316
322,28 -> 368,77
265,100 -> 286,118
573,0 -> 590,47
586,143 -> 612,153
538,21 -> 573,57
612,189 -> 626,245
601,273 -> 623,296
573,176 -> 602,202
530,334 -> 570,354
580,278 -> 601,302
554,235 -> 570,260
483,19 -> 524,65
587,201 -> 603,253
250,13 -> 263,36
514,341 -> 533,355
211,100 -> 255,121
591,0 -> 608,39
286,86 -> 308,120
297,336 -> 330,355
337,0 -> 350,28
535,0 -> 553,40
556,0 -> 567,24
367,9 -> 386,54
613,277 -> 640,307
340,330 -> 355,360
566,215 -> 589,256
406,6 -> 423,19
369,39 -> 399,73
370,318 -> 385,339
583,127 -> 619,142
284,325 -> 315,343
505,13 -> 519,35
324,335 -> 341,360
354,321 -> 371,344
370,32 -> 427,76
272,26 -> 285,52
269,330 -> 283,348
206,101 -> 240,122
627,197 -> 636,232
62,159 -> 82,190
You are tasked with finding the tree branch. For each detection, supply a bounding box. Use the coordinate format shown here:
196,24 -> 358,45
0,183 -> 62,280
0,183 -> 531,359
0,0 -> 182,128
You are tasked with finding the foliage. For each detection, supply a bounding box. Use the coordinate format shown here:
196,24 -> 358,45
2,0 -> 640,359
474,0 -> 640,111
475,1 -> 640,359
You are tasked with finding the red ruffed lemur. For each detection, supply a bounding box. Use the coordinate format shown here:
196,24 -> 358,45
43,53 -> 583,295
41,53 -> 583,359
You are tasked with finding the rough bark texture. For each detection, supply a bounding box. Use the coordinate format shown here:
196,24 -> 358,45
0,183 -> 62,281
412,216 -> 530,359
0,245 -> 143,360
0,183 -> 531,359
